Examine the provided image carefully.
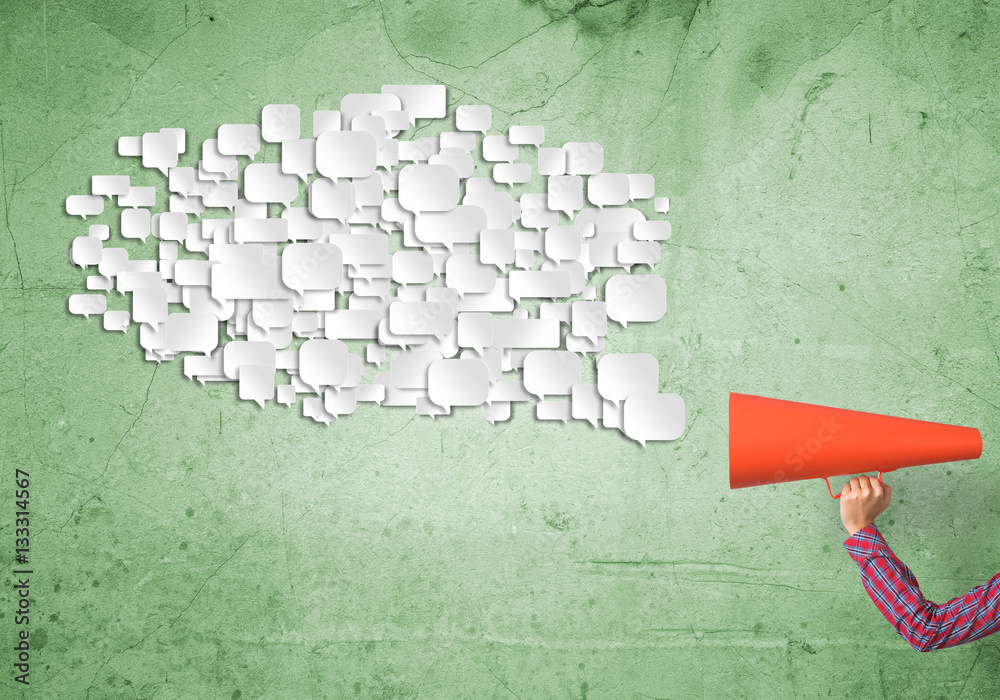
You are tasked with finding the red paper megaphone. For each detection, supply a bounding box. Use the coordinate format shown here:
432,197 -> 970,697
729,392 -> 983,498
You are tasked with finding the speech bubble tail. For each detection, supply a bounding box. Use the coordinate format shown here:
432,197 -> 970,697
587,418 -> 598,428
255,398 -> 266,408
248,154 -> 255,161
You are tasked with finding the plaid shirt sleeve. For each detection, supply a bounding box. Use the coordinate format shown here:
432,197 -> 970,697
844,522 -> 1000,651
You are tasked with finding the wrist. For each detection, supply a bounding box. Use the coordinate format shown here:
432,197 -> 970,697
845,521 -> 873,537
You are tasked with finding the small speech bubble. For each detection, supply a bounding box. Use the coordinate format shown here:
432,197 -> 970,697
480,229 -> 515,272
519,193 -> 559,231
538,147 -> 566,176
427,358 -> 489,411
118,186 -> 156,209
571,301 -> 607,342
69,294 -> 107,319
299,338 -> 348,392
457,312 -> 492,355
493,162 -> 531,186
483,400 -> 511,425
244,163 -> 299,207
282,242 -> 343,293
414,205 -> 487,248
397,163 -> 459,214
633,220 -> 672,241
445,254 -> 497,296
391,250 -> 434,285
482,134 -> 518,163
654,196 -> 669,213
71,236 -> 102,268
351,114 -> 387,149
547,175 -> 583,218
508,125 -> 544,147
217,124 -> 261,160
316,130 -> 378,181
440,131 -> 477,153
389,301 -> 456,339
238,365 -> 276,408
523,351 -> 581,400
456,105 -> 491,134
121,208 -> 151,242
262,104 -> 301,143
537,401 -> 572,423
308,178 -> 356,222
281,139 -> 317,182
597,353 -> 658,406
92,175 -> 130,199
89,224 -> 110,240
543,225 -> 582,262
617,240 -> 660,268
587,173 -> 630,208
142,131 -> 179,175
627,173 -> 655,201
324,386 -> 358,417
66,194 -> 104,219
605,274 -> 666,327
390,348 -> 442,389
429,150 -> 474,179
131,287 -> 168,327
103,309 -> 131,333
313,110 -> 342,136
623,393 -> 685,445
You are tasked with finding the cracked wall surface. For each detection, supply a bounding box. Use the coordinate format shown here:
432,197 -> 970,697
3,0 -> 1000,697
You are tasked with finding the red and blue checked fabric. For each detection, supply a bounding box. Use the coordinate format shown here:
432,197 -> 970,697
844,523 -> 1000,651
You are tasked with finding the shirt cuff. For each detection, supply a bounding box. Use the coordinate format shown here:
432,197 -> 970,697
843,522 -> 888,565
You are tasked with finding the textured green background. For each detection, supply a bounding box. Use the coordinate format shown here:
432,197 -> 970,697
3,0 -> 1000,697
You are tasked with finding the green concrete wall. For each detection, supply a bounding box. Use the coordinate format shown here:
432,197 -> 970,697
3,0 -> 1000,697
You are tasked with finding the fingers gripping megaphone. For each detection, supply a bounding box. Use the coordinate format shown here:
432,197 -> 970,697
729,393 -> 983,498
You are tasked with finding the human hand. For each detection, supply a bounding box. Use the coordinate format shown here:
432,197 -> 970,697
840,475 -> 891,537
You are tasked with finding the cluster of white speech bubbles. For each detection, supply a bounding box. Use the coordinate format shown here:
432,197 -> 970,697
65,85 -> 683,445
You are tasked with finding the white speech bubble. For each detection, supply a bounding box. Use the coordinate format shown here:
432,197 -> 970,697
564,141 -> 603,175
169,167 -> 195,195
69,294 -> 107,318
218,124 -> 261,160
262,104 -> 301,143
103,309 -> 130,333
414,205 -> 487,248
623,393 -> 685,445
523,351 -> 581,400
493,162 -> 531,186
121,208 -> 151,241
445,254 -> 496,295
381,85 -> 446,124
538,147 -> 566,176
313,110 -> 342,136
398,136 -> 440,163
98,248 -> 128,278
211,263 -> 295,303
341,93 -> 401,128
281,139 -> 317,182
587,173 -> 630,208
233,219 -> 288,243
456,105 -> 491,133
492,317 -> 560,349
324,309 -> 382,339
547,175 -> 583,218
508,270 -> 571,302
308,178 -> 355,222
617,240 -> 660,268
298,338 -> 348,391
66,194 -> 104,219
89,224 -> 110,240
71,236 -> 102,268
390,348 -> 442,389
156,211 -> 188,242
543,225 -> 581,262
244,163 -> 299,206
509,125 -> 544,147
373,109 -> 410,136
132,287 -> 168,327
519,193 -> 559,231
537,401 -> 571,423
571,383 -> 602,428
351,114 -> 387,149
480,228 -> 515,271
397,163 -> 459,214
87,275 -> 113,291
605,274 -> 666,327
324,386 -> 358,417
391,250 -> 434,285
482,134 -> 518,163
282,243 -> 344,293
92,175 -> 129,199
163,312 -> 218,354
238,365 -> 275,408
142,131 -> 179,175
427,358 -> 489,410
389,301 -> 455,339
316,130 -> 377,181
571,301 -> 607,342
483,400 -> 511,424
654,196 -> 669,213
597,353 -> 658,405
627,174 -> 655,200
456,312 -> 492,355
118,136 -> 142,156
633,220 -> 672,241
